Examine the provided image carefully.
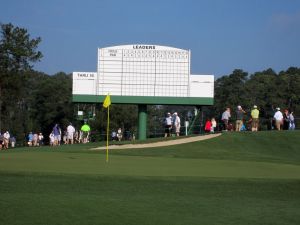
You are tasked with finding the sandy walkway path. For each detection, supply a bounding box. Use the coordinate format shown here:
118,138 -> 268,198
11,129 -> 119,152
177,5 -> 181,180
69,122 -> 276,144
92,133 -> 221,150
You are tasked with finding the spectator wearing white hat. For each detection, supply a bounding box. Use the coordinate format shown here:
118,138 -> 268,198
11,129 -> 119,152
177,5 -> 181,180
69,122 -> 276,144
273,108 -> 283,130
251,105 -> 260,131
173,112 -> 181,136
235,105 -> 246,132
164,112 -> 172,137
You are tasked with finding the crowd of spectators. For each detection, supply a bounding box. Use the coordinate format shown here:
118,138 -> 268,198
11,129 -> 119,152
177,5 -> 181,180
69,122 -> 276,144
0,107 -> 297,149
0,131 -> 14,150
216,105 -> 296,132
0,121 -> 92,150
48,122 -> 90,146
163,112 -> 181,137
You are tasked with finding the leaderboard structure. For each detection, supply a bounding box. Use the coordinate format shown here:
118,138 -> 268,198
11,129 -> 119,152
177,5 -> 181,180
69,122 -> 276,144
73,44 -> 214,139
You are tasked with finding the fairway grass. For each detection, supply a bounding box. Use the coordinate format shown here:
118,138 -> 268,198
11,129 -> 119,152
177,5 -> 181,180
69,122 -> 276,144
1,131 -> 300,225
1,173 -> 299,225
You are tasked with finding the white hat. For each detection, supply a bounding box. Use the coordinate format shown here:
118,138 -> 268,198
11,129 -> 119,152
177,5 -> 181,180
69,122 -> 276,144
253,105 -> 257,108
237,105 -> 242,110
173,112 -> 177,115
277,107 -> 280,111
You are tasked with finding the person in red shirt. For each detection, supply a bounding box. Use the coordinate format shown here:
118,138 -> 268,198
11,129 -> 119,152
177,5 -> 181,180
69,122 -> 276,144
204,118 -> 212,133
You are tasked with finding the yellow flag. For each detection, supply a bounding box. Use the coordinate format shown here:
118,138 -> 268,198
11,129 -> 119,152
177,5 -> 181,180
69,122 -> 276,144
103,93 -> 111,162
103,94 -> 111,108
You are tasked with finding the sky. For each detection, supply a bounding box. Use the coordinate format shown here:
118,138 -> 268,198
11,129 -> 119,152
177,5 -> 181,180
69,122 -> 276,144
1,0 -> 300,77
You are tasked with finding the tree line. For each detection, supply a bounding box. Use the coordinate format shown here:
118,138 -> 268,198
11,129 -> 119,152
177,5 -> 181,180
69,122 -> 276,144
1,23 -> 299,144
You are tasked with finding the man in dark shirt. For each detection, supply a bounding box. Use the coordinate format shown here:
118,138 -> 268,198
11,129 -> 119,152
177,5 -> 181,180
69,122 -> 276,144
236,105 -> 246,131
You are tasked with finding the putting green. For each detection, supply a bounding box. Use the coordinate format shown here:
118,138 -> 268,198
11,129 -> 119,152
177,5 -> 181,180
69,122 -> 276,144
1,152 -> 299,179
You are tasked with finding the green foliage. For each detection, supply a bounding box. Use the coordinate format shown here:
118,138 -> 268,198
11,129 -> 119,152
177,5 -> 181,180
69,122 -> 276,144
0,23 -> 42,73
0,23 -> 43,142
29,72 -> 74,135
214,69 -> 248,116
213,67 -> 300,119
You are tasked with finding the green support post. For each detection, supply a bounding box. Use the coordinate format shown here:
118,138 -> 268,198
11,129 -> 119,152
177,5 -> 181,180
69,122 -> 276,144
138,104 -> 147,140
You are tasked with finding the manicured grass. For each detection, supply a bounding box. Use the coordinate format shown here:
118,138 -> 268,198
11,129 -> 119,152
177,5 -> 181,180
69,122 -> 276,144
0,131 -> 300,225
1,173 -> 299,225
112,131 -> 300,165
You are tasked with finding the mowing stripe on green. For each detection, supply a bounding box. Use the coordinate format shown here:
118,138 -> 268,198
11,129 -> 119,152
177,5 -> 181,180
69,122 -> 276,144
1,152 -> 300,179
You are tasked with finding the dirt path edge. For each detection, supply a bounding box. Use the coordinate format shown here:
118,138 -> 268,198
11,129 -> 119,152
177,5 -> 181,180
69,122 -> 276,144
91,133 -> 222,150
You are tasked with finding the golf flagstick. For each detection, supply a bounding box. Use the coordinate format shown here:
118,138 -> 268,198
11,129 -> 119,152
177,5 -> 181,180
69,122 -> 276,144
103,93 -> 111,162
106,105 -> 109,162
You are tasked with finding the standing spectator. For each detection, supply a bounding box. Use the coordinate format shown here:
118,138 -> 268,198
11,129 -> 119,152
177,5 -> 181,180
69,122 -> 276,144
49,132 -> 54,146
0,132 -> 3,150
58,126 -> 62,145
204,118 -> 212,133
28,132 -> 33,146
10,136 -> 16,148
67,123 -> 76,144
283,109 -> 290,130
273,108 -> 283,130
3,131 -> 10,149
211,118 -> 217,133
221,108 -> 231,131
235,105 -> 246,132
117,128 -> 122,141
74,130 -> 79,143
80,122 -> 91,143
251,105 -> 260,132
78,130 -> 83,143
173,112 -> 181,136
52,124 -> 61,146
32,133 -> 38,146
63,129 -> 68,145
164,112 -> 173,137
38,133 -> 44,146
289,112 -> 295,130
111,131 -> 117,141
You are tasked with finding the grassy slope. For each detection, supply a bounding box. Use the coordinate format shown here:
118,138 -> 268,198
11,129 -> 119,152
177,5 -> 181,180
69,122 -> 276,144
0,131 -> 300,225
112,131 -> 300,165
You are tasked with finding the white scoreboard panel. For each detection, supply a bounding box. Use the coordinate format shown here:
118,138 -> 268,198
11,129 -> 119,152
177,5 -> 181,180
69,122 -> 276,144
97,45 -> 190,97
73,72 -> 97,95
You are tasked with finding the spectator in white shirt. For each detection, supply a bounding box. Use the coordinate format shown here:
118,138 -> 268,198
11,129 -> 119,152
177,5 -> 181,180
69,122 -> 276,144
173,112 -> 181,136
221,108 -> 231,131
273,108 -> 283,130
67,123 -> 76,144
164,112 -> 173,137
3,131 -> 10,149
